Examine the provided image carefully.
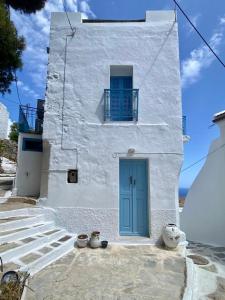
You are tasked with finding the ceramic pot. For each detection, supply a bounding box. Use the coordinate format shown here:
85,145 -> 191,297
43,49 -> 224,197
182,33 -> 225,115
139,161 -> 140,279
77,234 -> 89,248
90,231 -> 101,248
101,240 -> 108,249
162,224 -> 181,249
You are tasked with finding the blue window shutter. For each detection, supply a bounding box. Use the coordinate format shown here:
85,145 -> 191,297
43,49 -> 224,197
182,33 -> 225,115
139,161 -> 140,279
110,76 -> 133,121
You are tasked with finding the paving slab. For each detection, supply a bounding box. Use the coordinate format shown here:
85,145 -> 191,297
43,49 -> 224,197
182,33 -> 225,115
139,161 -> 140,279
26,245 -> 186,300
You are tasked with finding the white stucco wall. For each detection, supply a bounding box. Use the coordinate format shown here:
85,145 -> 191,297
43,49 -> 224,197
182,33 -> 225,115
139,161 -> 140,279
181,118 -> 225,246
41,11 -> 183,242
0,102 -> 9,139
15,133 -> 43,197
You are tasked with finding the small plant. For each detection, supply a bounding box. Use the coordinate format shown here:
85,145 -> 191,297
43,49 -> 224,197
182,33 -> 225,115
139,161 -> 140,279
91,231 -> 100,237
0,271 -> 29,300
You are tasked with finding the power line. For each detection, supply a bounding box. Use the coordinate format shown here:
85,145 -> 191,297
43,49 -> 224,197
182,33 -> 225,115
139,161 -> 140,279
181,142 -> 225,173
62,0 -> 76,35
14,71 -> 22,105
1,97 -> 20,106
173,0 -> 225,69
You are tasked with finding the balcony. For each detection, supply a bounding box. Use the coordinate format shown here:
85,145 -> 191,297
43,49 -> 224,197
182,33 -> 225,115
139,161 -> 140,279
19,104 -> 44,134
104,89 -> 139,121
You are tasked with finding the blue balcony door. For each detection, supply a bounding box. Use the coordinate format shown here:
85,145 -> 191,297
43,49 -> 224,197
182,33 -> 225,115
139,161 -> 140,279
119,159 -> 149,236
110,76 -> 133,121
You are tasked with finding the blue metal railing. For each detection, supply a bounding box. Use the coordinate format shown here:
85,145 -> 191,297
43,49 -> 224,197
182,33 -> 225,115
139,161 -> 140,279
19,105 -> 44,134
182,116 -> 187,135
104,89 -> 139,121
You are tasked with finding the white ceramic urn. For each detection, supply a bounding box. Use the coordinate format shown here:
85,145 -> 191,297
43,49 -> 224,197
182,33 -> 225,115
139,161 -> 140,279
162,224 -> 181,249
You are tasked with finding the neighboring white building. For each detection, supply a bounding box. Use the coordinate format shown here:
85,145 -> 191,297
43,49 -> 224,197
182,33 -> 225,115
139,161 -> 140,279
181,110 -> 225,246
0,102 -> 9,139
16,11 -> 184,243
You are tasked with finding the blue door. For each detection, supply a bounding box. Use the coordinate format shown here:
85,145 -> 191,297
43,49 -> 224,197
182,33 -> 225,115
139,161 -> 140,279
110,76 -> 133,121
119,159 -> 149,236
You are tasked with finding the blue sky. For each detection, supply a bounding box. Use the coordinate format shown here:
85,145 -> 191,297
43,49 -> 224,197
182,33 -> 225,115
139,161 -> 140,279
1,0 -> 225,189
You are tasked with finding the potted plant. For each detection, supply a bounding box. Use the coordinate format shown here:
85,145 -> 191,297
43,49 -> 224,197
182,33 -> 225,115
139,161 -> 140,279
90,231 -> 101,248
77,234 -> 89,248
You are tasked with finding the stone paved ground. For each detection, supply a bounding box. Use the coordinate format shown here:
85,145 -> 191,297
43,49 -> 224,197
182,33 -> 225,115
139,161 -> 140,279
26,245 -> 186,300
187,242 -> 225,299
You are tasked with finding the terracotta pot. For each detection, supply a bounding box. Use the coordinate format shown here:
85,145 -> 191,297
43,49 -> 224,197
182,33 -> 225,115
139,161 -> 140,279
162,224 -> 181,249
90,231 -> 101,248
77,234 -> 89,248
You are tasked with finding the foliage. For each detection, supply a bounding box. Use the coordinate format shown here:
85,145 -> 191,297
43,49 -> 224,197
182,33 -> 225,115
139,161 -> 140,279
9,122 -> 19,143
5,0 -> 47,14
0,139 -> 5,156
0,2 -> 25,95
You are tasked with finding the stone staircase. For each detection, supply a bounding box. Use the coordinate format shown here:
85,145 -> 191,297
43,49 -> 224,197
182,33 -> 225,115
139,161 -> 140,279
0,206 -> 76,276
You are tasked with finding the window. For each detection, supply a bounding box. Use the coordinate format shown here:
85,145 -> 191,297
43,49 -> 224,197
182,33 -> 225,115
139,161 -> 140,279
22,138 -> 43,152
104,66 -> 138,122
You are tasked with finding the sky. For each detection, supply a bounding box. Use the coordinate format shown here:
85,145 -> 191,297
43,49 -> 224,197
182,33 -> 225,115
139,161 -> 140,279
1,0 -> 225,189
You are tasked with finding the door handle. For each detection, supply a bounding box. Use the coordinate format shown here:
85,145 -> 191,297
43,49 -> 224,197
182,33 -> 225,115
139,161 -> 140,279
133,179 -> 136,185
129,176 -> 132,185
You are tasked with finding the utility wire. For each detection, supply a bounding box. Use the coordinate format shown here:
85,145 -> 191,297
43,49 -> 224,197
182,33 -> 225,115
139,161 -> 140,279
181,142 -> 225,173
14,71 -> 22,105
2,97 -> 20,106
62,0 -> 75,35
173,0 -> 225,69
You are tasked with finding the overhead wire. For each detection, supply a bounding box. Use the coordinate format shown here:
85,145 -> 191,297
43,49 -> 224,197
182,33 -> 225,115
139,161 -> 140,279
173,0 -> 225,69
14,71 -> 22,105
62,0 -> 76,35
181,142 -> 225,173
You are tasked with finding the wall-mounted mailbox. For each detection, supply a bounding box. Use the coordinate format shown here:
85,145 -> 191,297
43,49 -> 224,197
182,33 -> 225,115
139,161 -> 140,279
67,170 -> 78,183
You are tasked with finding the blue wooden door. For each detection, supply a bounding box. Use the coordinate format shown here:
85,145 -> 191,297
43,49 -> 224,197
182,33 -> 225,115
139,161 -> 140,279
119,159 -> 148,236
110,76 -> 133,121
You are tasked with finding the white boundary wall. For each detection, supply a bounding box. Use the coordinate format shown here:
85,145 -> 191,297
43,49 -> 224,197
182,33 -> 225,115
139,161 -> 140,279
181,117 -> 225,246
0,102 -> 9,139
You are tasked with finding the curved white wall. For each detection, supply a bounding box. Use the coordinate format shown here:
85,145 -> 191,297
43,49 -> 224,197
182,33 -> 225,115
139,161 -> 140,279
0,103 -> 9,139
181,119 -> 225,246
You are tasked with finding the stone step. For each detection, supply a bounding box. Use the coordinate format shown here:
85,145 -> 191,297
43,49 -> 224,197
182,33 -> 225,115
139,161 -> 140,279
0,222 -> 55,244
21,235 -> 76,275
7,197 -> 37,205
0,215 -> 45,232
1,229 -> 67,263
0,207 -> 45,219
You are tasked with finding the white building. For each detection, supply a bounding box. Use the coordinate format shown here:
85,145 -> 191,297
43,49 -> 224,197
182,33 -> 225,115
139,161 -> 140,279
0,102 -> 9,139
16,11 -> 184,243
181,111 -> 225,246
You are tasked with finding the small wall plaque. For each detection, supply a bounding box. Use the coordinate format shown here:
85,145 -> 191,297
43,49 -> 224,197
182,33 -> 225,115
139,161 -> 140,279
67,170 -> 78,183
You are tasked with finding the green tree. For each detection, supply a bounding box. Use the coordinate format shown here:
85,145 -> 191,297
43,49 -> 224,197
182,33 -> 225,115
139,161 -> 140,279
5,0 -> 47,14
9,122 -> 19,143
0,2 -> 25,94
0,0 -> 47,94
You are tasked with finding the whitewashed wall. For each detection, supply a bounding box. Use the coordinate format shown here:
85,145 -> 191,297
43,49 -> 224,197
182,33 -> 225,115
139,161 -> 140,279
41,11 -> 183,243
181,117 -> 225,246
15,133 -> 42,197
0,103 -> 9,139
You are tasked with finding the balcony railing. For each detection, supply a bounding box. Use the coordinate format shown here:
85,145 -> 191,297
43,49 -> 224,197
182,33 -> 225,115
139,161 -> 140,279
104,89 -> 139,121
19,105 -> 44,134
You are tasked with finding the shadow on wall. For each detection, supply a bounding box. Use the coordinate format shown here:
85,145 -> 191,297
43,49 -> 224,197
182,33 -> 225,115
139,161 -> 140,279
95,94 -> 105,123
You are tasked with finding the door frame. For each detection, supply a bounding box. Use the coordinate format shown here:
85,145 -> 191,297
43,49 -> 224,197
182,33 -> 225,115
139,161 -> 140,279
119,158 -> 150,237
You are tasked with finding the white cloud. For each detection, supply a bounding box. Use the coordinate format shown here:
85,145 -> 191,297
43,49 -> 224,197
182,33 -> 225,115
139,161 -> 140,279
17,80 -> 40,99
10,0 -> 95,98
181,19 -> 225,87
79,1 -> 95,18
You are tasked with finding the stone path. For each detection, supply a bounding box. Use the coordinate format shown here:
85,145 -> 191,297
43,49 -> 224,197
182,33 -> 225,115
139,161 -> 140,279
187,241 -> 225,299
26,245 -> 186,300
